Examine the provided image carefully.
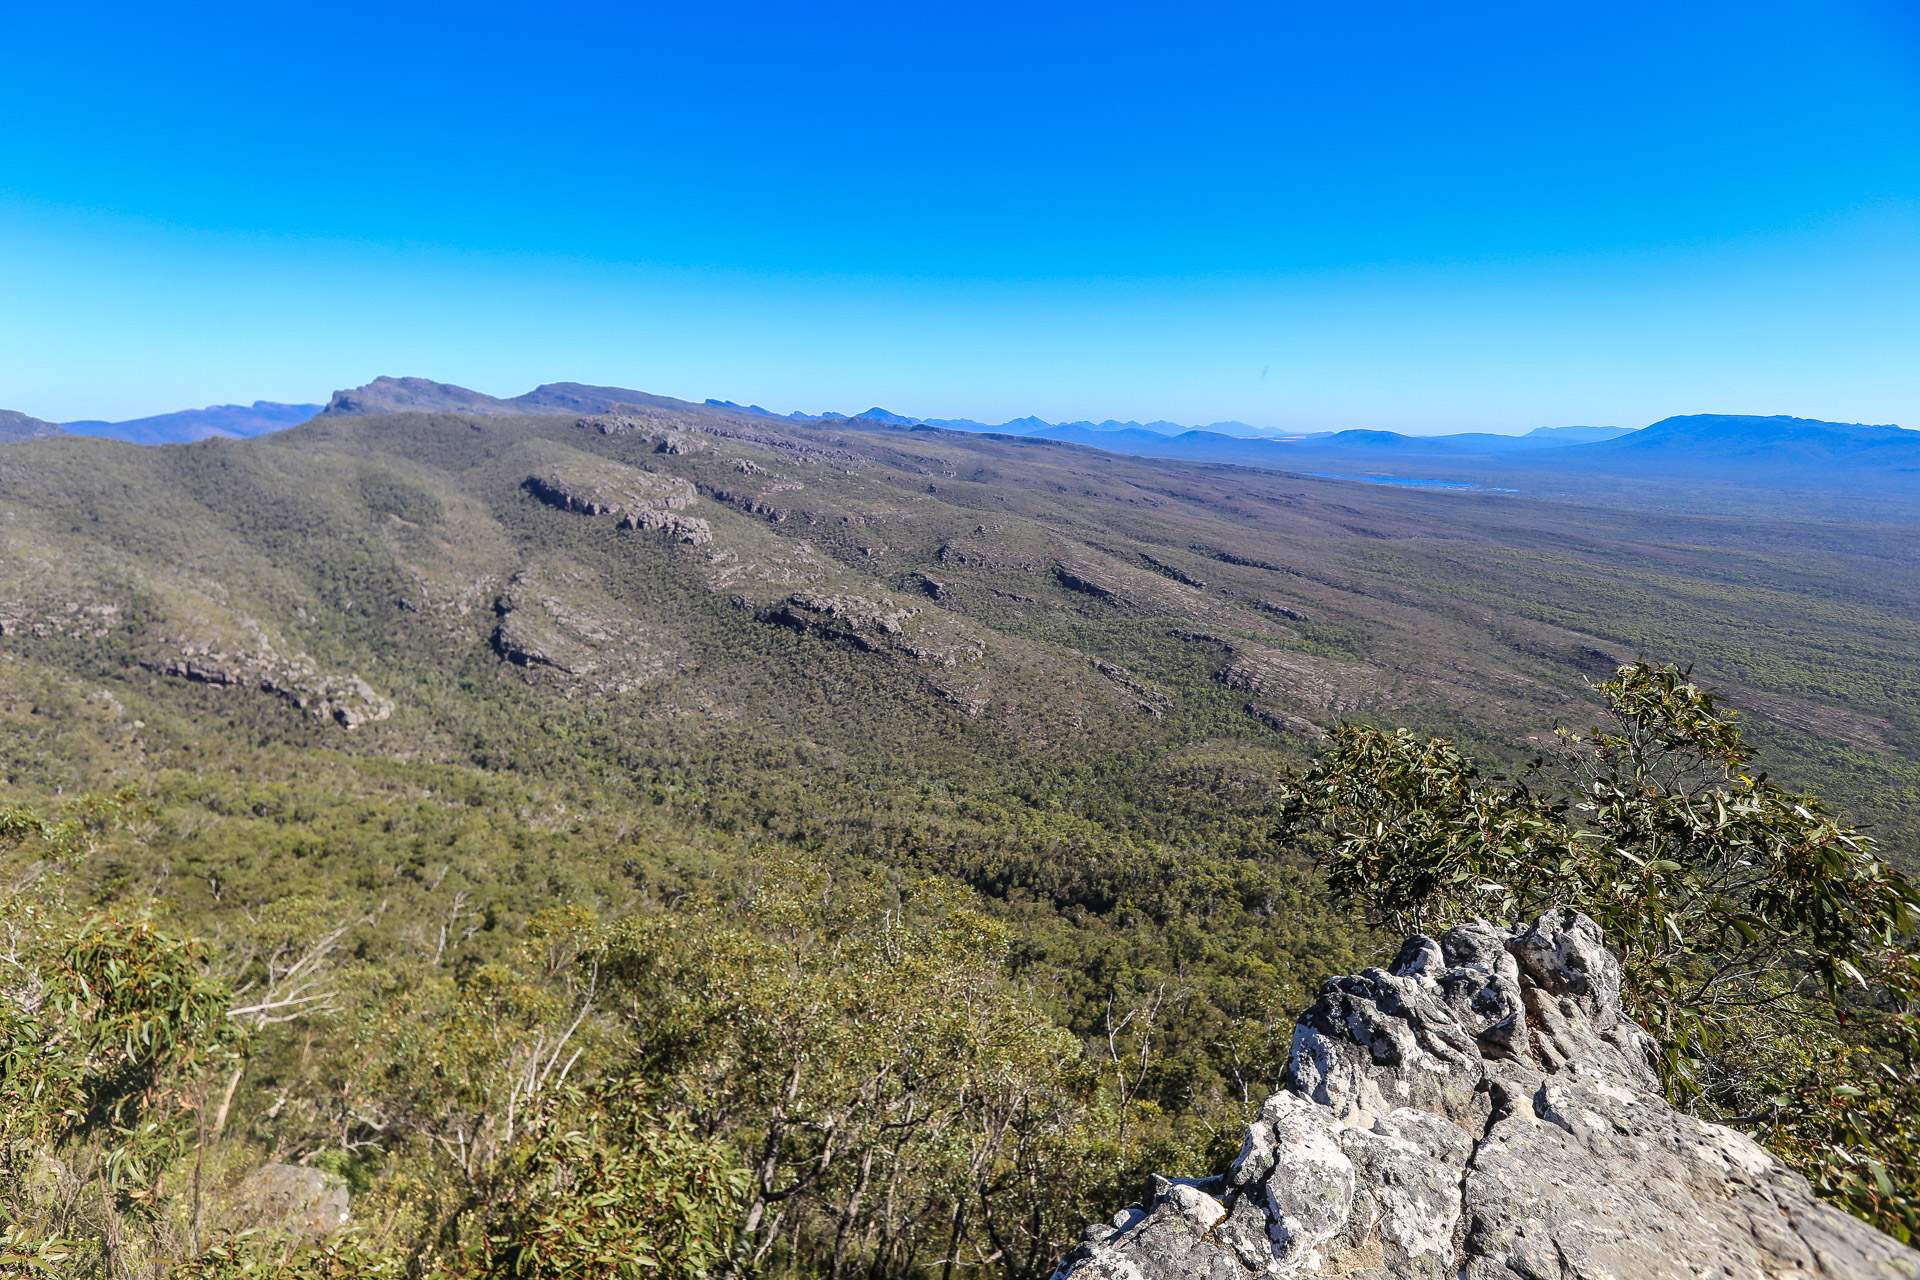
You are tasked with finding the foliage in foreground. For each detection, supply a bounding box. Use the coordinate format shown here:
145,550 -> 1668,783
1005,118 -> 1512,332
0,795 -> 1226,1279
8,660 -> 1918,1270
1286,660 -> 1920,1240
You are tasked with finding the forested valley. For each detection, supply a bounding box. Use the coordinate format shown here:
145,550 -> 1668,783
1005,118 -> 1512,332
2,397 -> 1917,1275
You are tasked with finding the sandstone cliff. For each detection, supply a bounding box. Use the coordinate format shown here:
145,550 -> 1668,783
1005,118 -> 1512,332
1054,914 -> 1919,1280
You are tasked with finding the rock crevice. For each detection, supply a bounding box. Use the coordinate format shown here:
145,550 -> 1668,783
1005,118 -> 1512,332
1054,913 -> 1919,1280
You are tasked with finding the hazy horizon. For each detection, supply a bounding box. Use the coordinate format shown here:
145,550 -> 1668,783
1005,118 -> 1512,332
44,383 -> 1654,439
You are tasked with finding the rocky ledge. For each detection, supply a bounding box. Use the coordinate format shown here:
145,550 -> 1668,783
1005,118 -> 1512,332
1054,913 -> 1919,1280
156,633 -> 393,729
524,466 -> 713,545
760,591 -> 921,651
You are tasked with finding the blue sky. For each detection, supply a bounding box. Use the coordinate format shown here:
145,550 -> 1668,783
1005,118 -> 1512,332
4,1 -> 1919,432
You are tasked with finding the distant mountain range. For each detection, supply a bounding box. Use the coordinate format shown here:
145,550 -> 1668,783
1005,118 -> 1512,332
0,376 -> 1674,457
312,381 -> 1920,515
953,419 -> 1641,455
703,399 -> 1295,439
9,378 -> 687,445
700,400 -> 1917,506
6,376 -> 1914,514
60,401 -> 323,444
321,376 -> 682,418
0,410 -> 64,443
710,400 -> 1638,452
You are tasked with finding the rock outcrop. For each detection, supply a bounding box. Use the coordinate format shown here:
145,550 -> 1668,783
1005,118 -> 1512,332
760,592 -> 922,651
758,591 -> 993,714
1218,643 -> 1377,715
490,562 -> 682,696
232,1163 -> 350,1238
588,409 -> 710,455
525,463 -> 712,545
152,611 -> 394,729
1054,913 -> 1920,1280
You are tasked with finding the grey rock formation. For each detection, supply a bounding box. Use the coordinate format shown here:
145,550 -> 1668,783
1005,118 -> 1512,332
156,639 -> 394,729
762,592 -> 922,651
1054,913 -> 1920,1280
233,1162 -> 350,1237
587,409 -> 711,455
525,464 -> 713,545
152,610 -> 395,729
490,563 -> 682,695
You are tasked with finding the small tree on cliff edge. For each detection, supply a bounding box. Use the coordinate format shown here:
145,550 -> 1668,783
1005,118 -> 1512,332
1283,660 -> 1920,1241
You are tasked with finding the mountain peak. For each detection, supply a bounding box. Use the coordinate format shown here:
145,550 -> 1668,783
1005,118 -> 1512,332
1632,412 -> 1909,440
322,376 -> 524,417
852,407 -> 919,425
1605,413 -> 1918,458
511,382 -> 679,414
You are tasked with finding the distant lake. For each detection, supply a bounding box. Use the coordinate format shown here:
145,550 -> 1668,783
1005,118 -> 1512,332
1306,473 -> 1519,493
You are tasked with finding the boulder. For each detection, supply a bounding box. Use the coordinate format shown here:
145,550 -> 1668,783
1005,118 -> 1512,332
233,1163 -> 349,1238
1053,912 -> 1920,1280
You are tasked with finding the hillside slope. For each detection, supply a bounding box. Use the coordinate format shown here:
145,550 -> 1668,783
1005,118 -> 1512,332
1,397 -> 1915,854
117,376 -> 1914,515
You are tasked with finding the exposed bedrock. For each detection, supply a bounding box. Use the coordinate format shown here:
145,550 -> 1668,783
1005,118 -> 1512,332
1053,912 -> 1919,1280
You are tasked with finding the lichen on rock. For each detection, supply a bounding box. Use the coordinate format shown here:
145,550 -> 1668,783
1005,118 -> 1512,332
1053,912 -> 1920,1280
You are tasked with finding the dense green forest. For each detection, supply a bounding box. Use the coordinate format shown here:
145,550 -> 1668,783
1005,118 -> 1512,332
1,401 -> 1916,1274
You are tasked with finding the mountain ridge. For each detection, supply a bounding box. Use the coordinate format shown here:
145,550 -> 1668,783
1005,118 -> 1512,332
63,400 -> 323,445
15,377 -> 1915,513
321,376 -> 531,417
0,409 -> 65,442
1604,413 -> 1915,455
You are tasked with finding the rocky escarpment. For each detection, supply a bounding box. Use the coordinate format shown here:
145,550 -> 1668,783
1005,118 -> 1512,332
1055,914 -> 1919,1280
525,462 -> 713,546
760,591 -> 923,652
157,640 -> 394,729
490,563 -> 682,696
758,591 -> 993,714
585,408 -> 709,455
139,589 -> 394,729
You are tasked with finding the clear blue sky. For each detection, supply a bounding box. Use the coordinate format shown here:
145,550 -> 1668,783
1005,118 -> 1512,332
5,0 -> 1920,432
